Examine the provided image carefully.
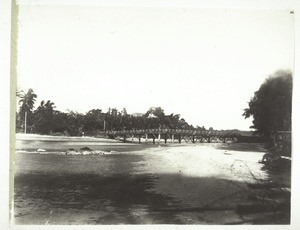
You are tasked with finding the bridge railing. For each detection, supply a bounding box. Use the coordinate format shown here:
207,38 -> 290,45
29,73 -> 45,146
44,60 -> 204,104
105,129 -> 242,137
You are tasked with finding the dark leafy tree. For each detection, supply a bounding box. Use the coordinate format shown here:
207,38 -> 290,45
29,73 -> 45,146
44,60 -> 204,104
83,109 -> 105,131
51,111 -> 69,133
196,126 -> 206,131
105,108 -> 123,130
32,100 -> 55,134
144,107 -> 165,129
178,118 -> 192,129
164,113 -> 181,129
243,70 -> 292,137
66,110 -> 85,136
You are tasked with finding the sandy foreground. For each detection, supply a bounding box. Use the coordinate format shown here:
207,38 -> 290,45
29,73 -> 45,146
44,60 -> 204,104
13,135 -> 290,225
128,145 -> 278,224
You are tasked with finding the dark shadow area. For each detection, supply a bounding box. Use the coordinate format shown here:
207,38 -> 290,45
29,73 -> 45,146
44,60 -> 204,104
14,173 -> 180,224
215,143 -> 268,152
14,171 -> 290,225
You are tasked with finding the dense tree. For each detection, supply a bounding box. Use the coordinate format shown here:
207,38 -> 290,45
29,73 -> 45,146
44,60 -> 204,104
178,118 -> 191,129
104,108 -> 123,130
84,109 -> 105,131
145,107 -> 165,119
164,113 -> 181,129
144,107 -> 165,129
51,111 -> 69,133
196,126 -> 206,131
243,70 -> 292,137
66,110 -> 85,136
32,100 -> 55,134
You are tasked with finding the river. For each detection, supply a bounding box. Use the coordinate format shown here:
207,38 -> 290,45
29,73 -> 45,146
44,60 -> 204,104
13,137 -> 289,224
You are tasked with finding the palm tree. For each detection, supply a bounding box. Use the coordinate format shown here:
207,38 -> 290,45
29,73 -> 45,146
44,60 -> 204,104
18,88 -> 37,133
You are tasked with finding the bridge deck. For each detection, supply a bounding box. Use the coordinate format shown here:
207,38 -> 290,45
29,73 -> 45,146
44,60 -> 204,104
104,129 -> 241,144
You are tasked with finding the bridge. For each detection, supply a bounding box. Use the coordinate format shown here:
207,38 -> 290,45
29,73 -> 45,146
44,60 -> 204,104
105,129 -> 242,144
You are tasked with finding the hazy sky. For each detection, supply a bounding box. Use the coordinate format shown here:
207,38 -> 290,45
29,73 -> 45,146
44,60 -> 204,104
16,5 -> 294,130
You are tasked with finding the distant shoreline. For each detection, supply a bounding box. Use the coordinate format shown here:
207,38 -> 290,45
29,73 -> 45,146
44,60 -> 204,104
14,133 -> 268,154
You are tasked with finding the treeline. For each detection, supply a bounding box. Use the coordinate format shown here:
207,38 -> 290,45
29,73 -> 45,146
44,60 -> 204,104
16,89 -> 205,136
16,89 -> 250,137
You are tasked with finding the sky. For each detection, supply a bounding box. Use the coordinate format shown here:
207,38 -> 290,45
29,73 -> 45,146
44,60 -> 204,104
16,4 -> 295,130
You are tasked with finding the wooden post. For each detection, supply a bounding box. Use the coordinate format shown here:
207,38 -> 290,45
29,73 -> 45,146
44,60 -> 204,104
192,135 -> 195,143
24,111 -> 27,134
138,135 -> 141,144
178,135 -> 181,144
164,134 -> 167,144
